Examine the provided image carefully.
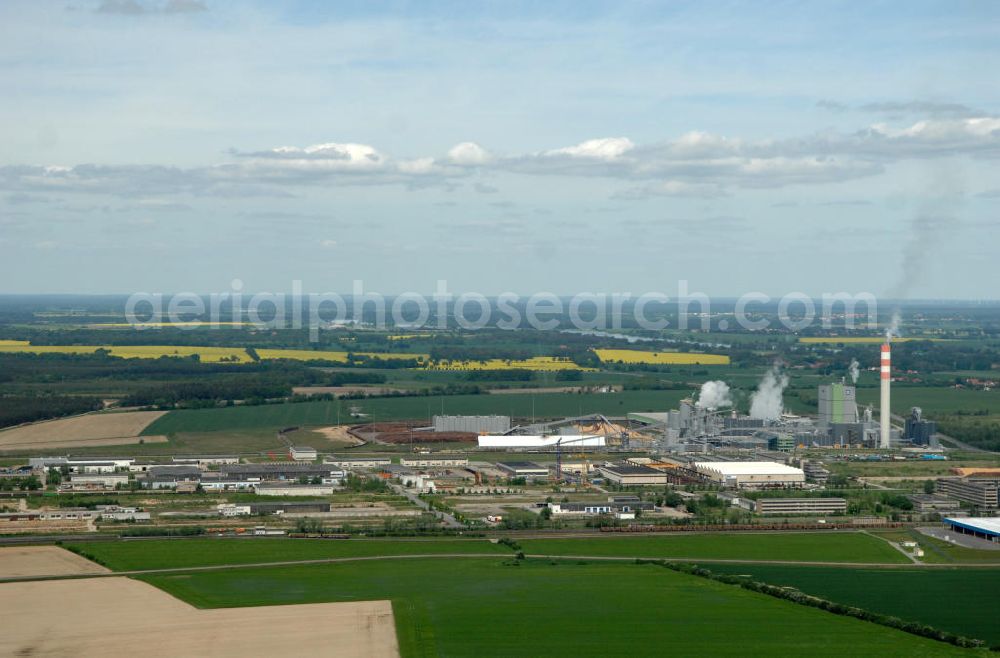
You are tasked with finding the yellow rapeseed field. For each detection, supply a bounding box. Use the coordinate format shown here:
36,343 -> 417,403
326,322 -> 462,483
593,349 -> 730,365
0,340 -> 30,345
105,346 -> 251,362
256,348 -> 429,362
0,344 -> 250,363
0,344 -> 98,355
428,356 -> 592,371
386,334 -> 425,341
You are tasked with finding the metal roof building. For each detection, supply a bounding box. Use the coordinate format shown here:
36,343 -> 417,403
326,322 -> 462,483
693,461 -> 805,489
944,517 -> 1000,543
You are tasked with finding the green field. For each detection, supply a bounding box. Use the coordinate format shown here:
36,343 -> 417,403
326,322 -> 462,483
138,558 -> 973,657
827,460 -> 1000,478
518,531 -> 910,563
143,390 -> 690,434
66,533 -> 910,571
707,564 -> 1000,646
64,537 -> 510,571
856,386 -> 1000,416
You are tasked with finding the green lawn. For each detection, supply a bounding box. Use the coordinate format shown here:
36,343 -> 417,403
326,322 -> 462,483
519,531 -> 910,563
64,537 -> 511,571
707,563 -> 1000,646
910,532 -> 1000,564
142,390 -> 690,434
139,558 -> 976,657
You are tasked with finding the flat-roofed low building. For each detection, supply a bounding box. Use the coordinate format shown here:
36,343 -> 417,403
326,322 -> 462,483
172,455 -> 240,467
289,446 -> 318,461
496,461 -> 549,479
693,461 -> 805,489
144,465 -> 202,490
217,503 -> 252,517
220,463 -> 344,482
598,464 -> 670,486
31,457 -> 135,472
199,474 -> 254,491
324,457 -> 392,469
549,500 -> 655,515
944,517 -> 1000,544
254,483 -> 338,496
400,456 -> 469,468
97,505 -> 150,522
907,494 -> 962,513
937,477 -> 999,509
68,473 -> 129,490
717,492 -> 756,511
754,497 -> 847,515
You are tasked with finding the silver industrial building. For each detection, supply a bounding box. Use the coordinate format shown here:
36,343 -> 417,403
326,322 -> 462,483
434,415 -> 510,434
754,497 -> 847,515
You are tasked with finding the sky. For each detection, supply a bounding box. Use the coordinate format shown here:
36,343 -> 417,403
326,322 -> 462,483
0,0 -> 998,298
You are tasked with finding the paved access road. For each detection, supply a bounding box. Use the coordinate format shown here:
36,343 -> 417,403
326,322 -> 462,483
388,483 -> 464,529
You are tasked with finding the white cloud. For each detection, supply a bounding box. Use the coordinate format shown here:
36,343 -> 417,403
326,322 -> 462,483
447,142 -> 492,165
2,117 -> 999,201
546,137 -> 634,160
320,239 -> 337,248
253,142 -> 387,169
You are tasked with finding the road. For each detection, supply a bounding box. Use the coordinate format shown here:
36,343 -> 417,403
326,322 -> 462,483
388,483 -> 464,529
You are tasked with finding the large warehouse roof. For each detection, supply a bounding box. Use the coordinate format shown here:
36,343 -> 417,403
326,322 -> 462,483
945,517 -> 1000,537
693,461 -> 804,476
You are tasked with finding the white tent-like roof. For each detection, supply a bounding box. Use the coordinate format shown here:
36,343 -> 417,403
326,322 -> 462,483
477,435 -> 605,448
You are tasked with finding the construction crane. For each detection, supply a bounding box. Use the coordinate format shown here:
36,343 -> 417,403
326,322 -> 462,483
554,435 -> 596,483
555,437 -> 563,481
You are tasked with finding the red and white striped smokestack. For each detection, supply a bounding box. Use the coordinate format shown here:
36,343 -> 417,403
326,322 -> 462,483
880,342 -> 891,449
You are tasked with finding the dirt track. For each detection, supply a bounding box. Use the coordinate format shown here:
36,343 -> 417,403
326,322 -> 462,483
312,424 -> 365,445
0,411 -> 167,450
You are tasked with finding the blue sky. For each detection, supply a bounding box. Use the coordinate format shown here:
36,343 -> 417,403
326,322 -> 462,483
1,1 -> 998,297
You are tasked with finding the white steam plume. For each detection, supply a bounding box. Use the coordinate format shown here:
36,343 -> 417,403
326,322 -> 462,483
885,309 -> 902,342
848,358 -> 860,384
749,364 -> 788,420
696,380 -> 732,410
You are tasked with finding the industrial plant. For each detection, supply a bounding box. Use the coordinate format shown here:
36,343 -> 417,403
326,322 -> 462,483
474,344 -> 930,458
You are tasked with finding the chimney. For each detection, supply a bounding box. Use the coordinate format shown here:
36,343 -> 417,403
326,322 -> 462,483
880,343 -> 891,449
